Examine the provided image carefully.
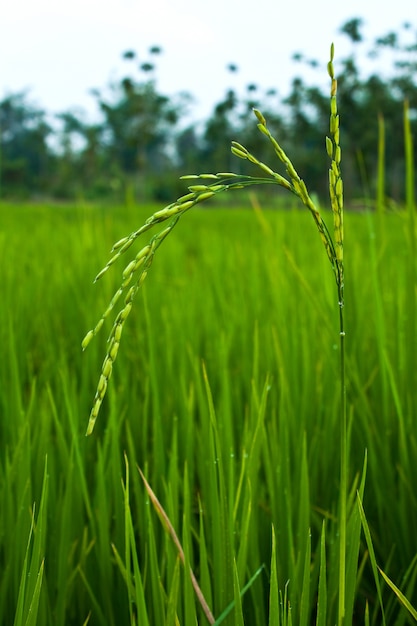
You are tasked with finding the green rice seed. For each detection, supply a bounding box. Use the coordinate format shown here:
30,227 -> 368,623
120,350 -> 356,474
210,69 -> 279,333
102,358 -> 113,380
102,358 -> 113,381
336,178 -> 343,196
113,324 -> 123,343
117,237 -> 135,255
124,286 -> 136,304
86,398 -> 102,435
90,398 -> 101,419
188,185 -> 210,192
257,123 -> 269,136
156,225 -> 174,242
253,108 -> 267,125
120,302 -> 133,320
138,270 -> 148,286
177,192 -> 197,203
179,200 -> 196,211
326,137 -> 333,158
205,184 -> 224,192
111,235 -> 131,251
94,266 -> 110,282
136,244 -> 151,260
330,115 -> 339,134
97,375 -> 107,397
122,260 -> 136,280
333,210 -> 342,229
195,191 -> 216,202
231,141 -> 248,153
231,146 -> 248,159
133,256 -> 147,273
108,339 -> 119,362
93,318 -> 104,334
327,61 -> 333,80
81,330 -> 94,351
153,205 -> 181,220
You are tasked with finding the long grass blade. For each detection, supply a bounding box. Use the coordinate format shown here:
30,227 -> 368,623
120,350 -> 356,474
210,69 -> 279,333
378,568 -> 417,621
138,466 -> 216,624
268,526 -> 280,626
23,560 -> 44,626
357,493 -> 387,626
315,522 -> 327,626
214,565 -> 265,625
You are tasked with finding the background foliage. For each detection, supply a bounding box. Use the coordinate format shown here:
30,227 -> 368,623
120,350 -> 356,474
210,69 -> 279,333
1,17 -> 417,203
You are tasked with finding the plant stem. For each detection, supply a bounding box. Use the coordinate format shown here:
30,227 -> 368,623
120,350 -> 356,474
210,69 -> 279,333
338,281 -> 347,626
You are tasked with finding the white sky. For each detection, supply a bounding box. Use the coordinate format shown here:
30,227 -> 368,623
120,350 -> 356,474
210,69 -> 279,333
1,0 -> 415,124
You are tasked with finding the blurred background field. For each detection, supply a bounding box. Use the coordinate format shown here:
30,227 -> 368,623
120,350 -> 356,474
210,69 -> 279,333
1,198 -> 416,624
2,17 -> 417,208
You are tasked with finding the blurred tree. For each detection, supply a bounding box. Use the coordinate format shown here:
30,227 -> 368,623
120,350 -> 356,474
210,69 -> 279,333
91,48 -> 191,198
340,17 -> 364,43
282,18 -> 417,202
0,92 -> 52,196
202,88 -> 239,171
53,112 -> 108,198
1,20 -> 417,203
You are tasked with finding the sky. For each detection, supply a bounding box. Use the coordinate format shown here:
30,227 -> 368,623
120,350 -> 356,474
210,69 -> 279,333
1,0 -> 415,124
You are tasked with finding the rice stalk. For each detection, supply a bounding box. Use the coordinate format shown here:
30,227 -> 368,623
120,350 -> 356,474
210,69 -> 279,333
83,45 -> 344,438
82,46 -> 347,620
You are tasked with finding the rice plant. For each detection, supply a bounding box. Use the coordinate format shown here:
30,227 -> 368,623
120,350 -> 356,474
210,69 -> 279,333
81,44 -> 357,624
83,44 -> 344,445
2,44 -> 416,626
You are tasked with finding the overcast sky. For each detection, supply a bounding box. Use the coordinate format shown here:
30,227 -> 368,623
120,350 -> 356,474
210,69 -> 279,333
1,0 -> 415,123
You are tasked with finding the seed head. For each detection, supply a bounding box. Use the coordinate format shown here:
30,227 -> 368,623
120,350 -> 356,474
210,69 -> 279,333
81,330 -> 94,351
253,108 -> 267,125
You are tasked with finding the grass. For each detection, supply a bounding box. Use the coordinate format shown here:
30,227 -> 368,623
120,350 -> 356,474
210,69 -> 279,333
1,46 -> 416,626
1,193 -> 417,624
83,50 -> 350,623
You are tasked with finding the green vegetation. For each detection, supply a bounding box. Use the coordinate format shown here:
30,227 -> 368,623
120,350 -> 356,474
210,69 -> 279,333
1,33 -> 417,626
1,190 -> 417,624
1,17 -> 417,202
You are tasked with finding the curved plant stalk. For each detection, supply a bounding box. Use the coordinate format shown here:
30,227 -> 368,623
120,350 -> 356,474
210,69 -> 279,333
83,40 -> 347,621
83,44 -> 344,442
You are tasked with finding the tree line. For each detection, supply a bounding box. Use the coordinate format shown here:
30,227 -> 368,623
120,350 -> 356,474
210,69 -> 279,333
1,18 -> 417,205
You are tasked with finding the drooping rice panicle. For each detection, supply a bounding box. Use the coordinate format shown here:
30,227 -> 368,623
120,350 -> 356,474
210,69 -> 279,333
83,184 -> 244,433
83,46 -> 343,436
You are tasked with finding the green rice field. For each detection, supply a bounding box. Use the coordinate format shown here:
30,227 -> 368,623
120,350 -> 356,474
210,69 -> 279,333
1,198 -> 417,625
